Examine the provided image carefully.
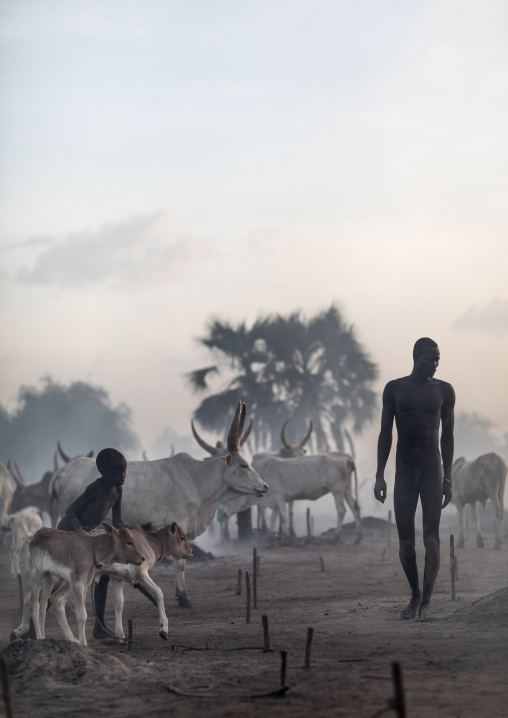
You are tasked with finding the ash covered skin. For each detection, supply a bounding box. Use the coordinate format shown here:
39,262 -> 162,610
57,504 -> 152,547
374,338 -> 455,621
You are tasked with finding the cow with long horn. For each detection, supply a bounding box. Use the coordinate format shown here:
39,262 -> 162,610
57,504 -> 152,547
57,440 -> 94,464
50,402 -> 267,611
191,417 -> 253,458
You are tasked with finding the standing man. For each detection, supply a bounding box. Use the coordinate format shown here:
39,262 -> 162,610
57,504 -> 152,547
374,338 -> 455,621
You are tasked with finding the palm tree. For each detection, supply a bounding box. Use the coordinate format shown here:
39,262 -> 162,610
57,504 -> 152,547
185,304 -> 378,453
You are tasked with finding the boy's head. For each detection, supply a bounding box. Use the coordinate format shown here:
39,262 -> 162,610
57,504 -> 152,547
96,448 -> 127,486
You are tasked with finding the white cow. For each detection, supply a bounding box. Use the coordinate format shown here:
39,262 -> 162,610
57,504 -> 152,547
49,402 -> 268,606
7,506 -> 43,577
225,452 -> 362,543
451,453 -> 507,549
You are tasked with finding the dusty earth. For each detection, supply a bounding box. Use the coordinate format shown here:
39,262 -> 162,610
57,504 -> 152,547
0,515 -> 507,718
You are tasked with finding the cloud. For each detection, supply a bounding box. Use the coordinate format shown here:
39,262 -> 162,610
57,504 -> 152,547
16,212 -> 209,291
451,298 -> 508,334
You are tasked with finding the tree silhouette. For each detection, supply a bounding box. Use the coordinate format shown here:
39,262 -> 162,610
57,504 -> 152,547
0,376 -> 140,482
185,304 -> 378,453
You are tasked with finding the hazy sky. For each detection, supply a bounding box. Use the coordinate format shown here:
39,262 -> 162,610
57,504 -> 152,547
1,0 -> 507,465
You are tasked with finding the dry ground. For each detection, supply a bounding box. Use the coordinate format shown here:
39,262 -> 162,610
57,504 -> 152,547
1,516 -> 507,718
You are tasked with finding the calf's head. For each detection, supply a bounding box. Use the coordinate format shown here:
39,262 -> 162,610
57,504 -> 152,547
163,522 -> 194,560
103,523 -> 144,565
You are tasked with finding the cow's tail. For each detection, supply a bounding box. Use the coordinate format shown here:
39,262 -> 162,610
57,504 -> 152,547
344,429 -> 359,508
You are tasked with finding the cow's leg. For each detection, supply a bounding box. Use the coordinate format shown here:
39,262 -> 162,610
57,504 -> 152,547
110,579 -> 126,640
491,494 -> 504,550
288,502 -> 296,537
72,582 -> 88,646
273,496 -> 288,536
268,508 -> 278,533
331,491 -> 347,542
471,502 -> 484,548
455,503 -> 466,548
38,574 -> 54,639
30,573 -> 44,639
344,487 -> 362,544
136,574 -> 169,640
175,558 -> 196,608
11,586 -> 33,640
52,582 -> 78,642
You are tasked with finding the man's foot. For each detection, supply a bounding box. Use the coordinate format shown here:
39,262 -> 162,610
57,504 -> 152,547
416,603 -> 433,622
92,621 -> 109,639
400,592 -> 421,619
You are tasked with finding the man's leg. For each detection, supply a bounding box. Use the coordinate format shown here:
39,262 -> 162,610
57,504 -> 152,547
394,457 -> 421,619
418,458 -> 443,620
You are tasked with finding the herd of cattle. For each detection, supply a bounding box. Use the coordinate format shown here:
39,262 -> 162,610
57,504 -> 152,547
0,401 -> 506,646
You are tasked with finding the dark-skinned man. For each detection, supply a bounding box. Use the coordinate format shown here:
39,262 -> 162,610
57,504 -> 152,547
374,338 -> 455,621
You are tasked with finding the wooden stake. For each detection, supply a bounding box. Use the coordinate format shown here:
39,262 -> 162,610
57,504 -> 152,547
306,507 -> 312,537
256,554 -> 260,577
245,571 -> 251,623
17,573 -> 24,618
304,627 -> 314,669
280,650 -> 287,687
450,534 -> 456,601
0,657 -> 14,718
391,662 -> 406,718
319,556 -> 325,572
236,568 -> 242,596
127,619 -> 133,651
387,510 -> 392,548
262,615 -> 270,651
381,548 -> 386,565
253,548 -> 258,609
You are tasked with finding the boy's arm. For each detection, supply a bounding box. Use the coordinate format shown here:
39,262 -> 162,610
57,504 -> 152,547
111,487 -> 127,528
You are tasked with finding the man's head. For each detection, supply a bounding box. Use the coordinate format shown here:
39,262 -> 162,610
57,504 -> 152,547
96,448 -> 127,486
413,337 -> 440,379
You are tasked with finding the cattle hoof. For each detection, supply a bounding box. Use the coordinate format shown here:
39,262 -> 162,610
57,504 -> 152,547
353,538 -> 362,545
476,538 -> 485,549
493,544 -> 502,551
177,597 -> 197,608
159,630 -> 168,640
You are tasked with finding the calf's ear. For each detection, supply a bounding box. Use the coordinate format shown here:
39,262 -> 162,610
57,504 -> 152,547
102,522 -> 118,534
170,522 -> 177,534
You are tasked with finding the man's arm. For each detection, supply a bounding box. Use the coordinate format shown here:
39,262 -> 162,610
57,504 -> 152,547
440,383 -> 456,509
374,382 -> 396,503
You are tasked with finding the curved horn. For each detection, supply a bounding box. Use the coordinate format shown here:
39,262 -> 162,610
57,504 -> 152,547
299,419 -> 313,448
227,401 -> 243,453
238,403 -> 247,441
191,420 -> 216,456
57,440 -> 72,464
54,450 -> 60,471
7,460 -> 24,488
14,462 -> 26,487
86,450 -> 94,458
142,450 -> 149,462
240,417 -> 253,446
280,421 -> 294,450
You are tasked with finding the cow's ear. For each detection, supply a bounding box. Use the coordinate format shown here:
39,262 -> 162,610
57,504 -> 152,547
102,522 -> 114,534
170,522 -> 177,534
224,454 -> 232,466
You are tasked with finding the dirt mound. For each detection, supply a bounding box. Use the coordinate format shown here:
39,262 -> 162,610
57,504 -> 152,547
459,587 -> 508,625
1,639 -> 136,687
